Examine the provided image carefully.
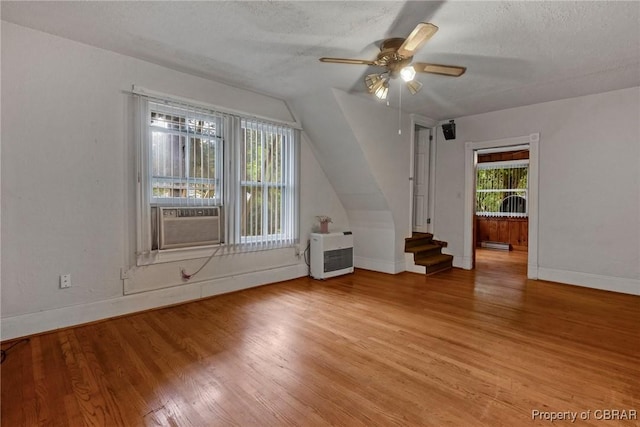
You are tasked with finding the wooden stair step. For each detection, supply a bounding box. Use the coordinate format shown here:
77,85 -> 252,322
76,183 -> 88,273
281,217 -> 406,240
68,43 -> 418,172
415,253 -> 453,267
406,232 -> 433,240
404,233 -> 434,250
405,239 -> 433,250
432,239 -> 448,248
425,260 -> 453,275
420,253 -> 454,275
404,233 -> 452,276
405,243 -> 442,258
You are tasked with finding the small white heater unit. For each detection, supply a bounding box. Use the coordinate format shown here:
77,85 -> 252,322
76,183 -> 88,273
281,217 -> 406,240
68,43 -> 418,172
310,232 -> 354,279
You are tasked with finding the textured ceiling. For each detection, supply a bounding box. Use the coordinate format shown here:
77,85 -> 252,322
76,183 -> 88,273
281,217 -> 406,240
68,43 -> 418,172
2,1 -> 639,119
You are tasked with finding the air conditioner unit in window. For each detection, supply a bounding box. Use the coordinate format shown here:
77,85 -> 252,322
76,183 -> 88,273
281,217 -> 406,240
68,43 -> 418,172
159,206 -> 222,249
310,232 -> 354,279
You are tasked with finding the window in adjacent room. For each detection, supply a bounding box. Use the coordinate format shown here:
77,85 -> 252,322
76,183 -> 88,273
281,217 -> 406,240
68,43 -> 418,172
476,160 -> 529,217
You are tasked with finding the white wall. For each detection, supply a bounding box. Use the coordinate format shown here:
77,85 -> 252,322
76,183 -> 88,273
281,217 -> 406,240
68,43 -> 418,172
434,87 -> 640,294
333,89 -> 414,268
292,88 -> 416,274
300,132 -> 350,240
291,89 -> 394,272
1,22 -> 348,338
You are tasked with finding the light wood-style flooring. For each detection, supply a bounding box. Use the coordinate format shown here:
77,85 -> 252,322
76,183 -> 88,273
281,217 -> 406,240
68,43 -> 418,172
2,250 -> 639,426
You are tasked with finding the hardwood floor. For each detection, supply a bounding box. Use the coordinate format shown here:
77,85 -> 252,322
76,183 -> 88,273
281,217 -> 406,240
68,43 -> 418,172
2,256 -> 639,426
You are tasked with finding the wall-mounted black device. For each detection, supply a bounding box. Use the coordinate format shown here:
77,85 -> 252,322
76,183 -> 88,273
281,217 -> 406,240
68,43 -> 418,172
442,120 -> 456,140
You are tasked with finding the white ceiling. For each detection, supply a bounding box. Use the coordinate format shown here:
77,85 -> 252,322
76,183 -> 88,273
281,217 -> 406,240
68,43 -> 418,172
2,1 -> 639,119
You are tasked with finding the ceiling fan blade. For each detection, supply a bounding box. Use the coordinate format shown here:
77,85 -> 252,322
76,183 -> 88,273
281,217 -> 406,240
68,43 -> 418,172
406,80 -> 423,95
413,62 -> 467,77
397,23 -> 438,57
319,57 -> 376,65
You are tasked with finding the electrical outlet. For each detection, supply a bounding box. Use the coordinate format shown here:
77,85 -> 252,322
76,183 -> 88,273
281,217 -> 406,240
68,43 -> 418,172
60,274 -> 71,289
295,244 -> 301,257
120,267 -> 130,280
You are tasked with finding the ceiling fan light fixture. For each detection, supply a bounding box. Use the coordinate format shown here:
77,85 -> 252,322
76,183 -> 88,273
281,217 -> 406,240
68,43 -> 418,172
365,73 -> 382,92
374,80 -> 389,100
368,74 -> 389,97
400,65 -> 416,82
406,79 -> 423,95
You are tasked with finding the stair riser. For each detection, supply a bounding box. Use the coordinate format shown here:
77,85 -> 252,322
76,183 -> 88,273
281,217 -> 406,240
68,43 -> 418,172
411,233 -> 433,240
414,247 -> 443,260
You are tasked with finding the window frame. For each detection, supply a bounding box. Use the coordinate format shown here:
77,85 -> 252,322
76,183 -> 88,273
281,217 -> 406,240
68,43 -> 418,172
239,120 -> 293,244
475,159 -> 529,218
148,102 -> 224,207
134,92 -> 299,266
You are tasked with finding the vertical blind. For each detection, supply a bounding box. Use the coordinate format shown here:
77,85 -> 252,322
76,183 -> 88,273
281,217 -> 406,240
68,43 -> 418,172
476,161 -> 529,217
237,118 -> 297,251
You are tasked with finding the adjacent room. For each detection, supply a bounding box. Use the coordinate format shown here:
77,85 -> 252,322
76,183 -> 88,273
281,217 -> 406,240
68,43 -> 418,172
2,1 -> 639,425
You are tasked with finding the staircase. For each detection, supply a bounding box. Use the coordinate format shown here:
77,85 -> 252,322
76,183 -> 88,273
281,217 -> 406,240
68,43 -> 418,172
405,233 -> 453,275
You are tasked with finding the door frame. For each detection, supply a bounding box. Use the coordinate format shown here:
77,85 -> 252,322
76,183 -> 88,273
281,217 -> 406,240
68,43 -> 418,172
463,133 -> 540,279
409,114 -> 437,235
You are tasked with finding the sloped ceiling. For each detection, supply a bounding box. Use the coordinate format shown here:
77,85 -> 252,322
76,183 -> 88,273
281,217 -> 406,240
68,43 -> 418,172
2,1 -> 639,120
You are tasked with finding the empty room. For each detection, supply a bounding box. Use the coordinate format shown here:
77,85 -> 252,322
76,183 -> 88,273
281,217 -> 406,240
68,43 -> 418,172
1,1 -> 639,426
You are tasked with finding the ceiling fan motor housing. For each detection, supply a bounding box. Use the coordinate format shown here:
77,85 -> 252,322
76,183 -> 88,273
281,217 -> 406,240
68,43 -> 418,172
377,38 -> 412,77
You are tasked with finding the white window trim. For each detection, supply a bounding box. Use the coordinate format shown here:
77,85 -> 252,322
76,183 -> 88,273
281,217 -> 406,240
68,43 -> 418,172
133,85 -> 302,129
137,244 -> 224,266
476,159 -> 529,169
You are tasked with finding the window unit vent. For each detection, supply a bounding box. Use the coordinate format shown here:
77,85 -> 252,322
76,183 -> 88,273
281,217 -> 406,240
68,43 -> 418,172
159,206 -> 221,249
310,232 -> 354,279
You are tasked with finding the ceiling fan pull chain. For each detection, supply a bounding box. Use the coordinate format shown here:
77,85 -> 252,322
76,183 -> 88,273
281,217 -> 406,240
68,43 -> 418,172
398,80 -> 402,135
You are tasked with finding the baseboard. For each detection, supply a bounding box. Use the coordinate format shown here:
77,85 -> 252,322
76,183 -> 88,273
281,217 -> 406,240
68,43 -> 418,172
405,262 -> 426,274
354,256 -> 403,274
404,253 -> 426,274
452,255 -> 473,270
1,264 -> 309,340
537,267 -> 640,296
394,259 -> 407,274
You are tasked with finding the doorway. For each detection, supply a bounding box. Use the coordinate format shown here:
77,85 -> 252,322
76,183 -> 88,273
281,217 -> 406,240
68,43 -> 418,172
463,133 -> 539,279
411,125 -> 435,234
413,126 -> 430,233
474,147 -> 529,273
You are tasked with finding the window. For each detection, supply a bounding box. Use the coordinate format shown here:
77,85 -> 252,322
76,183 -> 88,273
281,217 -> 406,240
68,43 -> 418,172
476,161 -> 528,217
240,119 -> 294,243
135,93 -> 299,264
149,102 -> 223,206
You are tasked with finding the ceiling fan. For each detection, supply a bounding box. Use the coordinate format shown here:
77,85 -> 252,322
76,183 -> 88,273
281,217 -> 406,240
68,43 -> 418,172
319,23 -> 466,100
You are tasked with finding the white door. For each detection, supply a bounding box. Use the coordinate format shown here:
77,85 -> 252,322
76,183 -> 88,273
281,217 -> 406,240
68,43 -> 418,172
412,127 -> 430,232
